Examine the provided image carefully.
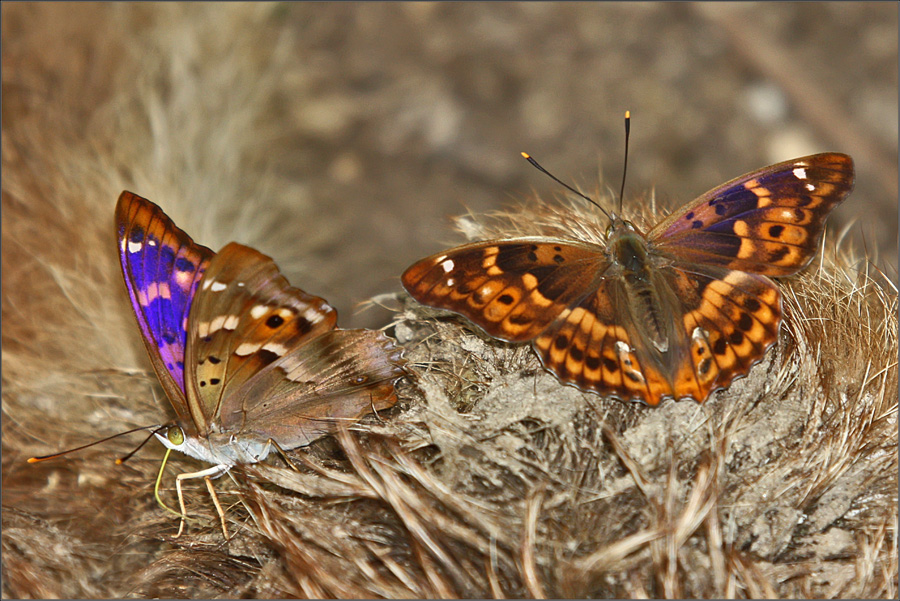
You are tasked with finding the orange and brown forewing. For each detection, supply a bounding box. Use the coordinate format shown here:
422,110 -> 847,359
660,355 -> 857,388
401,238 -> 609,342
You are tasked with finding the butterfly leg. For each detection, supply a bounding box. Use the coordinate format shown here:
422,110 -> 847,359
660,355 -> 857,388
173,464 -> 230,538
154,447 -> 189,521
203,475 -> 228,539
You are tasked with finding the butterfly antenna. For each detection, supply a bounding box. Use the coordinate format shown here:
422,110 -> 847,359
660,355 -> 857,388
520,152 -> 612,221
618,110 -> 631,214
27,423 -> 166,464
115,424 -> 172,465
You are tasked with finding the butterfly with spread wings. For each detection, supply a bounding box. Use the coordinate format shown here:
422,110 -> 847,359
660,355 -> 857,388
402,153 -> 854,406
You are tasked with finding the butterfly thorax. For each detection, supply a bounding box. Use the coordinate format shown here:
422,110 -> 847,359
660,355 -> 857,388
154,425 -> 273,468
606,220 -> 672,354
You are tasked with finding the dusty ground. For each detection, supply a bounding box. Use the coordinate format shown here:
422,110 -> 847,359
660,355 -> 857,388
2,3 -> 897,598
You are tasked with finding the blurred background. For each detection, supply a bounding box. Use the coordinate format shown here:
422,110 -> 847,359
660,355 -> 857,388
5,3 -> 896,329
267,2 -> 898,328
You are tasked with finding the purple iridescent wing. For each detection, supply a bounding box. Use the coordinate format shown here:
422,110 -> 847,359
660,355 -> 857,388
650,153 -> 854,276
116,191 -> 215,424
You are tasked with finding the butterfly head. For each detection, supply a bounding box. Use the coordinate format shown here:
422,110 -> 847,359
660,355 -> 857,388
154,424 -> 189,455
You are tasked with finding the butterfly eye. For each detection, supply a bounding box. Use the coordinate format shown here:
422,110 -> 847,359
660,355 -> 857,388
166,426 -> 185,445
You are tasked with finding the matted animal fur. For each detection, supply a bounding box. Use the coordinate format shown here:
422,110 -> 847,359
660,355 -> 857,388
3,4 -> 896,598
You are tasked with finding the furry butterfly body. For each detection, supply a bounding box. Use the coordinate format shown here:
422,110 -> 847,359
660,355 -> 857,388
402,153 -> 854,406
116,192 -> 404,531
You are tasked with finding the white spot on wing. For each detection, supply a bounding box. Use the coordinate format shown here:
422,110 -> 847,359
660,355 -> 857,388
148,282 -> 159,301
128,240 -> 143,253
210,281 -> 227,292
793,167 -> 807,180
235,342 -> 262,356
262,342 -> 288,356
223,315 -> 239,330
805,183 -> 815,191
174,269 -> 192,290
304,307 -> 324,324
441,259 -> 455,273
250,305 -> 268,319
446,278 -> 455,287
208,315 -> 226,334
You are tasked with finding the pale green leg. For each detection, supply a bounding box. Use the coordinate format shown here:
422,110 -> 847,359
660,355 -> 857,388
154,447 -> 188,520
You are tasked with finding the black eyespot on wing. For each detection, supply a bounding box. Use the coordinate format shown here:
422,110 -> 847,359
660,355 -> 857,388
266,315 -> 284,328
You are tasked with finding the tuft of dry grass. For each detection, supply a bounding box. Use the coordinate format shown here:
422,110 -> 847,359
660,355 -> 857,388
388,205 -> 897,597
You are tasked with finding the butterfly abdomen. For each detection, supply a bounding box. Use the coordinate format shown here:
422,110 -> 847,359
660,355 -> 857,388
608,225 -> 671,355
